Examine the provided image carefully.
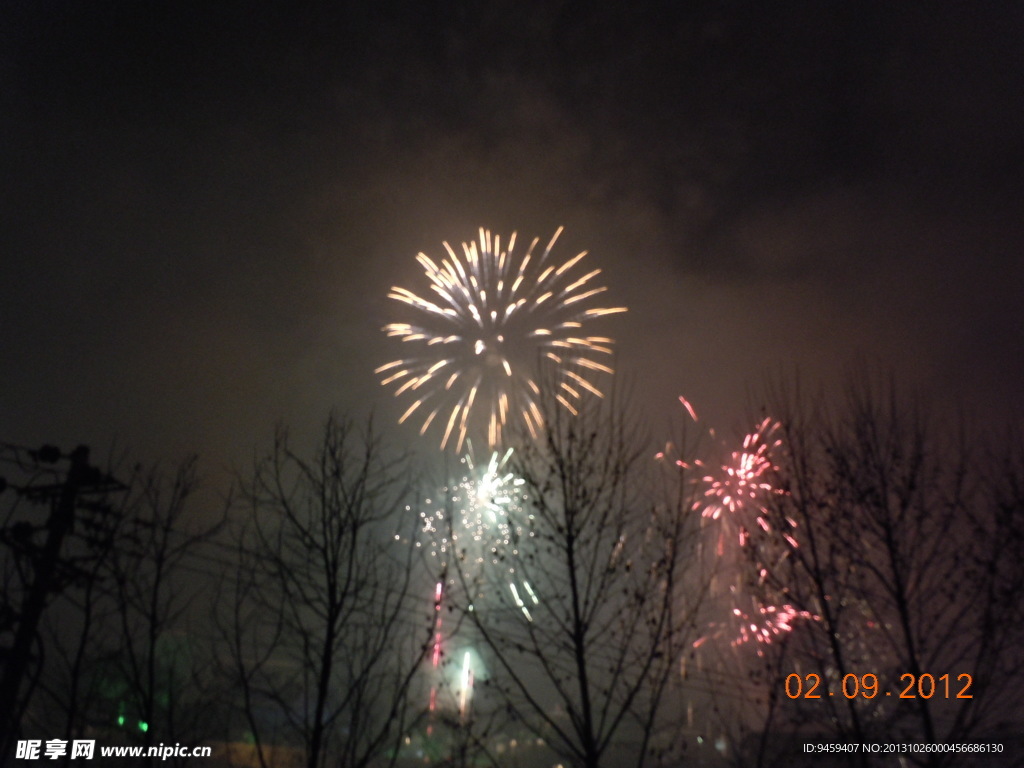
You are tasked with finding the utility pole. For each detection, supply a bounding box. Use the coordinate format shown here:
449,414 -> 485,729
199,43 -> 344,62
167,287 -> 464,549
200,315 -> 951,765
0,445 -> 118,759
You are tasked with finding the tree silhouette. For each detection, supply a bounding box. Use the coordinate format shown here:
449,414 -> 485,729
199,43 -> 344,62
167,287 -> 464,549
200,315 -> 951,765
444,391 -> 707,768
726,377 -> 1024,766
220,415 -> 430,768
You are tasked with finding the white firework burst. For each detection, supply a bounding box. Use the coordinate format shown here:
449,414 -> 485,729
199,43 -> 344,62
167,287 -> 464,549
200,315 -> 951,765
376,227 -> 626,451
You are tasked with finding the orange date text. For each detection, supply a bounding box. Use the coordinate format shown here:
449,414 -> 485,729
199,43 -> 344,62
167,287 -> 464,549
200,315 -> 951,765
784,673 -> 973,700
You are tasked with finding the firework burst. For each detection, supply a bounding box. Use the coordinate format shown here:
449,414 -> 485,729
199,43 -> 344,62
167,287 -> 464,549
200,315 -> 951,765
708,419 -> 814,650
693,591 -> 817,650
417,448 -> 529,568
660,400 -> 815,652
377,227 -> 626,451
701,417 -> 793,556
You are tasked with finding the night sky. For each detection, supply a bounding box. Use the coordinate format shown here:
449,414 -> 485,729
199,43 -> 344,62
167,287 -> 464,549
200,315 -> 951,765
2,1 -> 1022,470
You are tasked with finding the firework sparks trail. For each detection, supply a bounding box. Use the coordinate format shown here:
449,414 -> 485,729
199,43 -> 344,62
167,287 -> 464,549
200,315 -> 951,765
459,651 -> 474,721
658,399 -> 816,652
376,227 -> 626,451
429,580 -> 443,717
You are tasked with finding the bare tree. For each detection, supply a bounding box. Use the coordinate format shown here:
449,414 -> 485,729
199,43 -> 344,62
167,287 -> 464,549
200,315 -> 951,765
220,414 -> 430,768
970,426 -> 1024,740
444,391 -> 706,768
699,382 -> 877,768
731,376 -> 1024,765
101,457 -> 224,765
